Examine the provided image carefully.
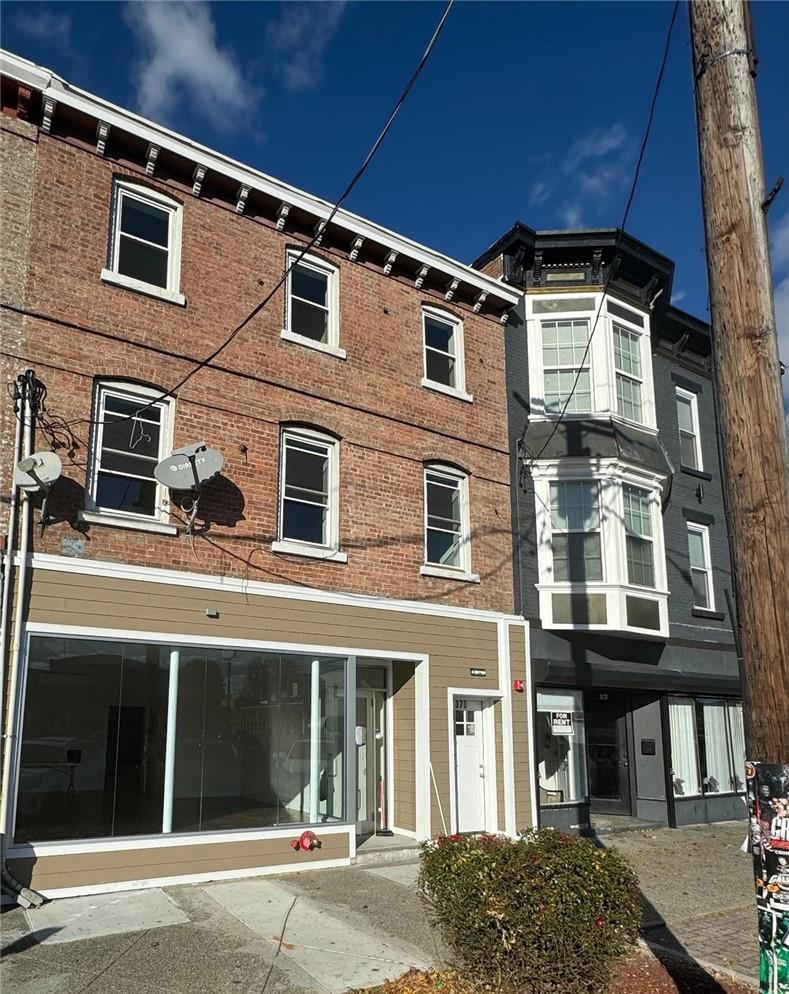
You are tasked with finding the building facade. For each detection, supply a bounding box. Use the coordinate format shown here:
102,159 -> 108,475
0,52 -> 531,900
474,224 -> 746,833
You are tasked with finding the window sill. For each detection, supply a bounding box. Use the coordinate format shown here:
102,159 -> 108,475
79,509 -> 178,536
420,378 -> 473,403
271,540 -> 348,563
692,607 -> 726,620
280,329 -> 347,360
680,465 -> 712,481
100,269 -> 186,306
420,564 -> 480,583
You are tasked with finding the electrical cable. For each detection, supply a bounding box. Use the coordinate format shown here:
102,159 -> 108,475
56,0 -> 454,433
519,0 -> 680,479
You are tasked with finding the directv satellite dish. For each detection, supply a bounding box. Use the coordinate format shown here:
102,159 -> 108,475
14,451 -> 62,492
153,442 -> 224,535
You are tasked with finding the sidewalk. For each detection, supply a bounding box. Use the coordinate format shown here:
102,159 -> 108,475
0,821 -> 757,993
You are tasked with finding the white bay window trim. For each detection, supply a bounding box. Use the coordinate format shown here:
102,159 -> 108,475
525,292 -> 656,429
532,459 -> 668,636
281,250 -> 345,359
101,180 -> 185,305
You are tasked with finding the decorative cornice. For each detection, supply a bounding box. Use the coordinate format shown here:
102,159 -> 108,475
349,236 -> 364,262
145,143 -> 159,176
276,202 -> 290,232
96,120 -> 110,156
384,251 -> 398,276
415,265 -> 429,289
314,219 -> 326,246
191,164 -> 206,197
445,278 -> 460,301
41,95 -> 56,134
473,291 -> 488,314
235,183 -> 250,214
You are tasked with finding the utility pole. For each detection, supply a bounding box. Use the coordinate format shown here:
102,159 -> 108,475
690,2 -> 789,990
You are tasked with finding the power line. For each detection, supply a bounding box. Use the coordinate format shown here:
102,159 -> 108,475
519,0 -> 680,477
55,0 -> 454,432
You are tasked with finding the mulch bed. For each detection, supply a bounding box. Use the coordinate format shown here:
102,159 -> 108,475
352,948 -> 755,994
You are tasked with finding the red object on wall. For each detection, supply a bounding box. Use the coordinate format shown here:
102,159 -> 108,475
513,679 -> 525,693
291,830 -> 322,853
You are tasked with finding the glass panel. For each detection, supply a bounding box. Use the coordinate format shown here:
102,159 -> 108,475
677,394 -> 694,433
536,689 -> 587,805
533,298 -> 595,313
426,475 -> 461,527
285,441 -> 328,498
427,527 -> 461,567
424,315 -> 455,354
544,369 -> 591,413
691,568 -> 710,609
425,350 -> 456,387
95,472 -> 157,516
120,195 -> 170,246
550,482 -> 599,531
541,320 -> 589,367
552,533 -> 602,582
103,413 -> 162,460
282,499 -> 326,545
623,486 -> 652,538
104,395 -> 161,423
290,298 -> 328,343
697,700 -> 731,794
118,236 -> 168,288
669,698 -> 701,796
613,325 -> 642,377
626,536 -> 655,587
680,432 -> 699,469
616,374 -> 643,422
15,637 -> 169,842
552,593 -> 607,625
625,595 -> 660,630
688,528 -> 706,569
291,263 -> 328,307
100,450 -> 158,477
172,651 -> 346,832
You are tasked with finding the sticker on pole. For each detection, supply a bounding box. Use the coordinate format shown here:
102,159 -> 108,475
551,711 -> 573,736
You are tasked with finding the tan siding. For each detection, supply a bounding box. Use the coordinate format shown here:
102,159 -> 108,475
509,624 -> 533,831
8,832 -> 350,891
496,702 -> 505,829
392,660 -> 416,831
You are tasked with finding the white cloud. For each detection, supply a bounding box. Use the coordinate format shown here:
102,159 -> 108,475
528,180 -> 550,208
561,204 -> 585,228
671,289 -> 687,305
562,122 -> 630,175
265,1 -> 347,93
13,7 -> 73,41
124,2 -> 253,130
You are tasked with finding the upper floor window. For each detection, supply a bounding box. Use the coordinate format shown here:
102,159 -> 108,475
102,181 -> 184,305
676,388 -> 703,470
541,320 -> 591,414
613,324 -> 644,424
86,381 -> 172,523
549,481 -> 602,582
623,485 -> 655,587
274,427 -> 345,561
282,251 -> 344,359
687,522 -> 714,610
423,466 -> 471,574
421,308 -> 471,401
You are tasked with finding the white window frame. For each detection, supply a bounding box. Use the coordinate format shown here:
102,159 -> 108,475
281,250 -> 345,359
676,387 -> 703,471
613,323 -> 645,425
687,521 -> 715,611
101,180 -> 185,306
622,484 -> 656,589
548,480 -> 603,584
420,306 -> 472,403
532,461 -> 668,636
272,426 -> 346,562
420,465 -> 477,582
81,380 -> 176,535
540,318 -> 593,416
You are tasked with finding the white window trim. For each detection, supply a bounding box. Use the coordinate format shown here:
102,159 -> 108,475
532,459 -> 668,636
275,426 -> 341,557
676,387 -> 704,471
540,318 -> 593,416
421,306 -> 472,402
525,293 -> 657,430
548,480 -> 604,583
622,483 -> 657,590
82,380 -> 175,531
423,464 -> 472,577
613,323 -> 646,426
281,250 -> 344,359
102,180 -> 185,305
687,521 -> 715,611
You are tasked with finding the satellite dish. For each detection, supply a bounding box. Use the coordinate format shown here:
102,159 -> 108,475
14,451 -> 62,492
154,442 -> 224,491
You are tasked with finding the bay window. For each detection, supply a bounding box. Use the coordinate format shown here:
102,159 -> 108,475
549,482 -> 602,582
541,319 -> 592,414
613,324 -> 644,424
623,485 -> 655,587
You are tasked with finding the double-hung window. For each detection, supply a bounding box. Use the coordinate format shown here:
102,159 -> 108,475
102,181 -> 184,304
422,308 -> 469,399
87,382 -> 171,522
424,466 -> 470,573
541,320 -> 591,414
687,522 -> 714,609
613,324 -> 644,423
676,388 -> 702,470
283,251 -> 343,357
623,485 -> 655,587
276,428 -> 343,559
549,481 -> 602,582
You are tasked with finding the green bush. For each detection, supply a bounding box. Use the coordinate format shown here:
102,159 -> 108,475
418,830 -> 641,994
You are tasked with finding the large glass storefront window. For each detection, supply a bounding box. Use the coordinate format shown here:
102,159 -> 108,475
15,637 -> 347,843
668,696 -> 745,798
536,689 -> 587,805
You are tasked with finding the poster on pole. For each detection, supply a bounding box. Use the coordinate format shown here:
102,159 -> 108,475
551,711 -> 573,736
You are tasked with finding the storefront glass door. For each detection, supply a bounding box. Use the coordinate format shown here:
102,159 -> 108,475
585,694 -> 632,815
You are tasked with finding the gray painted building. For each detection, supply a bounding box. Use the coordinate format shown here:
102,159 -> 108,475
474,224 -> 745,832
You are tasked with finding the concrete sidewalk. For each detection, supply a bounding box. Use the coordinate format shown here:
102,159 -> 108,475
1,821 -> 756,993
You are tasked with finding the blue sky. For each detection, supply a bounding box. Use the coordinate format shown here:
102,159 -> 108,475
3,0 -> 788,394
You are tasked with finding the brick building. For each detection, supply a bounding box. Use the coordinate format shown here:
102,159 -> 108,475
0,51 -> 529,898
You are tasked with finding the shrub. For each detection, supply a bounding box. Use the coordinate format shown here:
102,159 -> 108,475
418,830 -> 641,994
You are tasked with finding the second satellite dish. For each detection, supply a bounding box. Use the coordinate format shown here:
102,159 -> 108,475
154,442 -> 224,491
14,451 -> 63,492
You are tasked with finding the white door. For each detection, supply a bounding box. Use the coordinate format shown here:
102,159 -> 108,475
454,698 -> 487,833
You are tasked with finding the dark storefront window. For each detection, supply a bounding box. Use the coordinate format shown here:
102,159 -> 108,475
15,636 -> 347,843
536,689 -> 588,805
668,696 -> 745,798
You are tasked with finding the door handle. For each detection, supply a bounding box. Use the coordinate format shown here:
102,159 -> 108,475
621,760 -> 629,768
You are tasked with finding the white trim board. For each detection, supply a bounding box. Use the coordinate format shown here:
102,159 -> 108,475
446,687 -> 502,836
19,552 -> 524,624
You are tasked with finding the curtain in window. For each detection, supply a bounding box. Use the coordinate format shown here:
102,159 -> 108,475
727,702 -> 746,792
668,698 -> 701,796
700,701 -> 730,793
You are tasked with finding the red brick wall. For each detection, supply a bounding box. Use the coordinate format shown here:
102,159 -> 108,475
10,129 -> 514,613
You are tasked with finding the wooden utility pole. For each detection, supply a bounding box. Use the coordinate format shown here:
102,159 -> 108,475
690,2 -> 789,988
